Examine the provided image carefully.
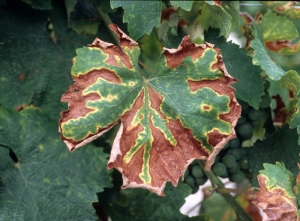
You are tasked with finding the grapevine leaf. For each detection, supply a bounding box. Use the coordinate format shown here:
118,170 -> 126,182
110,0 -> 161,40
99,182 -> 209,221
249,24 -> 286,81
295,171 -> 300,207
0,106 -> 112,220
252,163 -> 299,220
291,92 -> 300,144
199,2 -> 232,38
64,0 -> 101,35
170,1 -> 194,11
260,1 -> 300,18
204,28 -> 264,109
200,191 -> 236,221
280,70 -> 300,95
261,12 -> 299,42
249,125 -> 300,186
0,1 -> 99,121
222,1 -> 240,30
59,24 -> 241,195
21,0 -> 52,10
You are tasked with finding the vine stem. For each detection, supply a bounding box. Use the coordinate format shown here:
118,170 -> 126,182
197,160 -> 254,221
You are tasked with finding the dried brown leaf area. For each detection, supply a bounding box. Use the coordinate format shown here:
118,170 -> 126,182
252,163 -> 300,221
59,24 -> 241,195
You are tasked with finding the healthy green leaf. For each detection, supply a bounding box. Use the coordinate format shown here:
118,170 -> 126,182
261,12 -> 299,42
249,125 -> 300,186
199,2 -> 232,38
222,1 -> 240,30
99,182 -> 209,221
260,1 -> 300,18
0,1 -> 99,121
110,0 -> 162,40
0,106 -> 112,220
59,24 -> 241,195
21,0 -> 52,10
170,1 -> 194,11
204,28 -> 264,109
252,162 -> 299,220
249,24 -> 286,80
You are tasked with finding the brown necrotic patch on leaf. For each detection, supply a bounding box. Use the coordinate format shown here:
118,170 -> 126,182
252,175 -> 298,221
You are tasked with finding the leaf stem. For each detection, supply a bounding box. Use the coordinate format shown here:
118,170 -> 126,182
97,8 -> 120,48
197,160 -> 254,221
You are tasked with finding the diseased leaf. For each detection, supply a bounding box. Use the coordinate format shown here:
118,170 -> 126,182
205,27 -> 264,109
110,0 -> 161,40
280,70 -> 300,95
59,24 -> 241,195
170,1 -> 194,11
261,12 -> 299,42
249,125 -> 300,186
294,170 -> 300,207
100,182 -> 209,221
0,106 -> 112,220
260,1 -> 300,18
249,24 -> 286,81
252,163 -> 299,221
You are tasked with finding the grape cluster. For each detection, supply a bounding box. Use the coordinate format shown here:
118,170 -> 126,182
184,160 -> 208,192
211,80 -> 271,183
184,81 -> 271,187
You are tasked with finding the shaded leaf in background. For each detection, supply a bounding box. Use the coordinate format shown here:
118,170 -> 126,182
200,191 -> 236,221
0,106 -> 112,220
110,0 -> 161,40
261,12 -> 298,42
64,0 -> 101,35
260,12 -> 300,54
249,125 -> 300,186
100,182 -> 209,221
21,0 -> 52,10
260,1 -> 300,18
222,1 -> 240,30
59,24 -> 241,195
0,1 -> 100,121
204,27 -> 264,109
252,163 -> 299,220
249,24 -> 286,81
291,92 -> 300,144
199,1 -> 232,38
170,0 -> 194,11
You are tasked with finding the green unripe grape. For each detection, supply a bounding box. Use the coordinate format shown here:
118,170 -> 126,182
240,148 -> 248,158
223,142 -> 229,150
212,162 -> 227,176
228,162 -> 240,173
251,119 -> 262,127
227,148 -> 241,160
229,138 -> 240,148
192,165 -> 204,178
264,80 -> 270,90
185,176 -> 195,187
259,92 -> 271,109
220,170 -> 229,178
248,108 -> 264,121
236,121 -> 254,139
184,169 -> 189,179
238,157 -> 249,170
221,155 -> 236,168
214,155 -> 221,163
238,115 -> 247,124
230,171 -> 245,184
196,177 -> 208,186
238,100 -> 249,110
